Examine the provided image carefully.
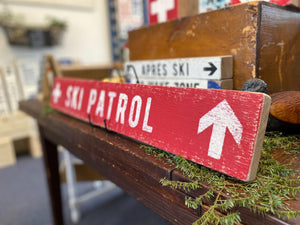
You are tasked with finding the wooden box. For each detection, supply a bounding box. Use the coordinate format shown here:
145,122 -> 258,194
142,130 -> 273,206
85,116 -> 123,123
129,1 -> 300,94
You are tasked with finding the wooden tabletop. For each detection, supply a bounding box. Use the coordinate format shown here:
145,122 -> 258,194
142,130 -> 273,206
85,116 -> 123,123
20,99 -> 300,225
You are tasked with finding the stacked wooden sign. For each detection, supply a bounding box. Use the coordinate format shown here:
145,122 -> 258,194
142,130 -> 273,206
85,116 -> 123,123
125,56 -> 233,90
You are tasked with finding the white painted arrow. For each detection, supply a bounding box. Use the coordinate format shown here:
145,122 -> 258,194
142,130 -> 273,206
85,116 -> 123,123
197,99 -> 243,160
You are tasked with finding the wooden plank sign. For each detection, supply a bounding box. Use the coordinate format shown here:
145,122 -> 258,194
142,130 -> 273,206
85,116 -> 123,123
127,78 -> 233,90
50,78 -> 271,181
125,56 -> 233,80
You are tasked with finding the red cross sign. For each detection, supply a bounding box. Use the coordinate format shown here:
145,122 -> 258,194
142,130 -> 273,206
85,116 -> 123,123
148,0 -> 178,24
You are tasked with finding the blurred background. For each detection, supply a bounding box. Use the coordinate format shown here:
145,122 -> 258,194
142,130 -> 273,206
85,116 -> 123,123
0,0 -> 297,224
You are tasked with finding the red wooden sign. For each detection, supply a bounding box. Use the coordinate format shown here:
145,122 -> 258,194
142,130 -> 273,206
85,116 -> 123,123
50,78 -> 271,181
148,0 -> 178,24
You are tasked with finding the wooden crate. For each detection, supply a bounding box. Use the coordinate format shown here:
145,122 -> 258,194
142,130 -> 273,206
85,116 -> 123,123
129,1 -> 300,94
0,111 -> 42,168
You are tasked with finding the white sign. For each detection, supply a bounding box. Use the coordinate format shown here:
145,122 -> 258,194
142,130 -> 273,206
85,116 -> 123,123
0,74 -> 10,116
1,65 -> 23,112
127,77 -> 233,89
125,56 -> 232,80
15,59 -> 40,99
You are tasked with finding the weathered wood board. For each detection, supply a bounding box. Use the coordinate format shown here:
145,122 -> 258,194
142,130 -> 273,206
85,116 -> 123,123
127,78 -> 233,90
50,78 -> 271,181
129,2 -> 300,93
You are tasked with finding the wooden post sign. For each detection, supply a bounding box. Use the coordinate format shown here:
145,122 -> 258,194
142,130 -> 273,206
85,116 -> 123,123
50,78 -> 271,181
125,56 -> 233,89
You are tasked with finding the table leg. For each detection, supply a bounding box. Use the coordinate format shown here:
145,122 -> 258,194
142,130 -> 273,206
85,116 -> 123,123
38,125 -> 64,225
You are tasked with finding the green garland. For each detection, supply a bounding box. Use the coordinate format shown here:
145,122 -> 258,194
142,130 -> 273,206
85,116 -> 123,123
141,132 -> 300,225
42,102 -> 58,115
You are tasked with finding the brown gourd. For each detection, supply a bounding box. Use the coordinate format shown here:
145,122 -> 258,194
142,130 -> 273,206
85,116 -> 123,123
270,91 -> 300,125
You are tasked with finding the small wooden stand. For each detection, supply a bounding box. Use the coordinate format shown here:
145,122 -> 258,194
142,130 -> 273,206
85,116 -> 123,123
0,111 -> 42,168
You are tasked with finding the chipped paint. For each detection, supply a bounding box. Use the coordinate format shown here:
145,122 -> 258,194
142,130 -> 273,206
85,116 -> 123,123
231,49 -> 238,56
186,30 -> 196,37
252,65 -> 256,78
277,40 -> 285,91
242,26 -> 254,35
50,77 -> 271,181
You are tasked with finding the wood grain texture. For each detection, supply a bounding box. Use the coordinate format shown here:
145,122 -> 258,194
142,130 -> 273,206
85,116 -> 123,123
257,3 -> 300,93
129,2 -> 300,93
20,99 -> 299,225
50,78 -> 271,181
129,2 -> 259,90
38,125 -> 63,225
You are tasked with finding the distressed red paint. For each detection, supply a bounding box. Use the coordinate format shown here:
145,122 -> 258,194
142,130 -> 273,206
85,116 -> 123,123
50,78 -> 270,181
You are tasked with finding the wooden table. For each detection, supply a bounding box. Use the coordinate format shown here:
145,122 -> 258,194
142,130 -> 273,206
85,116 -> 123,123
20,99 -> 299,225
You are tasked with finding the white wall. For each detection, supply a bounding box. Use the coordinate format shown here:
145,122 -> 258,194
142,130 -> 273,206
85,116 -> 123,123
0,0 -> 112,64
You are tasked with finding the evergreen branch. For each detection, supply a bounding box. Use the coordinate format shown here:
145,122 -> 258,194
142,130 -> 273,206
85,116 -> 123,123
141,132 -> 300,225
42,102 -> 58,115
